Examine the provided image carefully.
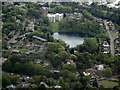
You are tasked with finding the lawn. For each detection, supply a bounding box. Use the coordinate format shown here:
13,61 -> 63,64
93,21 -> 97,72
102,80 -> 118,88
50,22 -> 59,33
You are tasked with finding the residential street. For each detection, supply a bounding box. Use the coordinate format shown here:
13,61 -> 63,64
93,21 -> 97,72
104,21 -> 115,57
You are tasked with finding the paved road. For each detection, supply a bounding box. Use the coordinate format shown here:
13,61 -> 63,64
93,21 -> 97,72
104,21 -> 115,57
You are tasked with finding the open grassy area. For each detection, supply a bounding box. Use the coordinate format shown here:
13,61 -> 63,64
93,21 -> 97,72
102,80 -> 118,88
50,22 -> 59,33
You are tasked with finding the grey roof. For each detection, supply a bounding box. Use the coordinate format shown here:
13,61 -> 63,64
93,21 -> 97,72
33,36 -> 47,42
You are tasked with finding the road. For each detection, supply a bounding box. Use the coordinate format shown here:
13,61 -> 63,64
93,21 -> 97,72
104,21 -> 115,57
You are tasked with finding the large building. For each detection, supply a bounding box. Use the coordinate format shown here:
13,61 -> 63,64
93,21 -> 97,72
47,13 -> 63,23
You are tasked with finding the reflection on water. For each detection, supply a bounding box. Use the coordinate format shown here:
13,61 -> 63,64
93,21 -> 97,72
52,33 -> 84,48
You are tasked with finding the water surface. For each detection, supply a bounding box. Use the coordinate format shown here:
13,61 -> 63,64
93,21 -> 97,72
52,32 -> 84,48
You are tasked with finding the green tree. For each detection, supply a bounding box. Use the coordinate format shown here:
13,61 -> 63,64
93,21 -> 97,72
47,43 -> 63,53
59,77 -> 64,87
2,74 -> 11,88
14,62 -> 22,73
59,51 -> 69,62
105,67 -> 112,77
2,60 -> 12,72
64,83 -> 70,88
72,82 -> 82,88
69,73 -> 76,82
34,75 -> 42,85
10,76 -> 19,85
84,38 -> 98,53
63,64 -> 76,71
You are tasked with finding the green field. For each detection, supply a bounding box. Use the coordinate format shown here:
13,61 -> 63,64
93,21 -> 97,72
102,80 -> 118,88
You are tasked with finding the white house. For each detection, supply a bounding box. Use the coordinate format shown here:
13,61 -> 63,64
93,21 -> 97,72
55,86 -> 61,88
95,64 -> 104,70
83,71 -> 90,76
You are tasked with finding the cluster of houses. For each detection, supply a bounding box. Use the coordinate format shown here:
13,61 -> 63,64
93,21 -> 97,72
102,41 -> 110,54
65,12 -> 82,20
108,21 -> 115,30
115,29 -> 120,55
26,22 -> 35,32
47,13 -> 63,23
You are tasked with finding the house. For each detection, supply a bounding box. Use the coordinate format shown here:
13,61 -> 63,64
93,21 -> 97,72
39,82 -> 48,88
66,60 -> 74,65
52,68 -> 60,73
6,85 -> 16,89
16,19 -> 21,23
33,36 -> 47,44
11,50 -> 21,54
83,71 -> 91,76
54,86 -> 61,88
21,83 -> 35,88
103,41 -> 109,47
95,64 -> 104,70
102,41 -> 109,54
26,22 -> 34,32
34,59 -> 42,64
9,40 -> 17,45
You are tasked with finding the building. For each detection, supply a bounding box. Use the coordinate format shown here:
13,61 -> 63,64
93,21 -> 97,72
66,60 -> 74,65
54,86 -> 61,88
26,22 -> 34,32
11,50 -> 21,54
32,36 -> 47,44
6,85 -> 16,89
39,82 -> 48,88
95,64 -> 104,70
47,13 -> 63,23
47,14 -> 55,23
55,13 -> 63,21
102,41 -> 109,54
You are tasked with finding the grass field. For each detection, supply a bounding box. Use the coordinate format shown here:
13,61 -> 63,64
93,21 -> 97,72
50,22 -> 59,33
102,80 -> 118,88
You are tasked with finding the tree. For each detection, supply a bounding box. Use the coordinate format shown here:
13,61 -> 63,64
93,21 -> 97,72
59,77 -> 64,87
47,78 -> 55,86
47,43 -> 63,53
10,76 -> 19,85
62,70 -> 70,78
34,75 -> 42,85
2,60 -> 12,72
105,67 -> 112,77
2,74 -> 11,88
59,51 -> 68,63
69,73 -> 76,82
72,82 -> 82,88
63,64 -> 76,71
84,38 -> 98,53
14,62 -> 22,73
71,55 -> 77,61
64,83 -> 70,88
